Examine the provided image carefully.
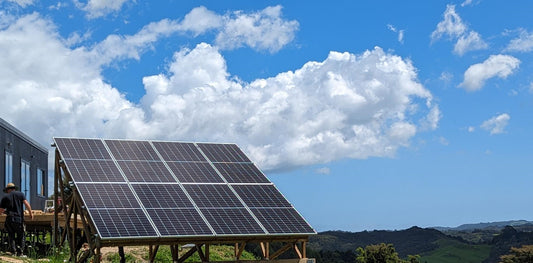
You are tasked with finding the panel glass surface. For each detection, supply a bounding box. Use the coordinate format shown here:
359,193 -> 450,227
65,159 -> 125,183
55,138 -> 111,160
200,208 -> 265,235
214,163 -> 269,184
117,161 -> 175,182
198,143 -> 250,163
251,208 -> 315,234
90,209 -> 158,238
153,142 -> 206,162
77,184 -> 140,209
132,184 -> 194,209
105,140 -> 160,161
166,162 -> 223,183
233,185 -> 291,208
147,208 -> 213,236
184,184 -> 243,208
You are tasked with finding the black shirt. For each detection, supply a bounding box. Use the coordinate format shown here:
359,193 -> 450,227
0,191 -> 26,219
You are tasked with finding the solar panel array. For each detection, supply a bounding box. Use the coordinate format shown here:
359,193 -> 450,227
54,137 -> 315,240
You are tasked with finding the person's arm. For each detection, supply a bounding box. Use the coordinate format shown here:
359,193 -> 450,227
23,200 -> 33,220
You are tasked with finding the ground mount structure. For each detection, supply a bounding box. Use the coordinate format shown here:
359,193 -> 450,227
53,137 -> 315,262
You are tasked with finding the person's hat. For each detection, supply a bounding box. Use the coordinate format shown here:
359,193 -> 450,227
3,183 -> 16,193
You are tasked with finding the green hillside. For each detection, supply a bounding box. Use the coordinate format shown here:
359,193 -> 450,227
419,239 -> 491,263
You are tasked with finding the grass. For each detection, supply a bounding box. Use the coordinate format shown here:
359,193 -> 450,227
419,238 -> 491,263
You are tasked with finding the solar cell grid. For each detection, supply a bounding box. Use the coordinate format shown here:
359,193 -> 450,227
55,138 -> 111,160
233,185 -> 291,208
117,161 -> 176,182
105,140 -> 160,160
166,162 -> 223,183
147,208 -> 213,236
76,184 -> 140,209
214,163 -> 270,184
132,184 -> 194,208
65,159 -> 125,183
90,209 -> 158,238
201,208 -> 265,235
251,208 -> 315,234
153,142 -> 206,162
198,143 -> 250,163
184,184 -> 243,208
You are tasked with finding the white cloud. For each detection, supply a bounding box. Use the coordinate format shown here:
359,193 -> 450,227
177,6 -> 223,36
431,5 -> 466,41
468,126 -> 475,132
461,0 -> 474,7
460,55 -> 520,91
480,113 -> 510,135
0,13 -> 437,172
505,29 -> 533,52
3,0 -> 33,7
215,5 -> 299,53
454,31 -> 488,56
76,0 -> 130,19
431,5 -> 487,55
315,167 -> 331,175
387,24 -> 404,44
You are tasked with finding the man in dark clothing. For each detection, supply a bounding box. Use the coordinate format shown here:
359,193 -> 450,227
0,183 -> 33,256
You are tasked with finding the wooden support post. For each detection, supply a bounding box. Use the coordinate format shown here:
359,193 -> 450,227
53,149 -> 60,248
70,198 -> 77,262
95,246 -> 101,263
260,242 -> 270,259
118,246 -> 125,263
205,244 -> 209,261
270,243 -> 293,260
235,242 -> 246,260
170,245 -> 179,263
196,244 -> 206,262
293,242 -> 303,259
302,241 -> 307,258
149,245 -> 160,262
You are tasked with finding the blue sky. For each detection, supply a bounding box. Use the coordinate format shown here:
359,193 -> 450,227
1,0 -> 533,232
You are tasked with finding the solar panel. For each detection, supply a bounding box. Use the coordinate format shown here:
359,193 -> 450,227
90,209 -> 158,238
117,161 -> 176,182
251,208 -> 315,234
214,163 -> 270,184
132,184 -> 194,209
200,208 -> 265,235
184,184 -> 243,208
76,184 -> 140,209
105,140 -> 160,161
166,162 -> 224,183
233,185 -> 292,208
147,208 -> 213,236
197,143 -> 251,163
54,137 -> 315,240
55,138 -> 111,160
64,159 -> 125,183
153,141 -> 206,162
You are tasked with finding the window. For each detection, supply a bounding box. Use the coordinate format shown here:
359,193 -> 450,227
5,151 -> 13,187
21,159 -> 30,203
37,168 -> 46,197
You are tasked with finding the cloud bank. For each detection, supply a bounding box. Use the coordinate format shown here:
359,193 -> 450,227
0,11 -> 437,171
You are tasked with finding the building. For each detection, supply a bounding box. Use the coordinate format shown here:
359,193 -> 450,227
1,117 -> 48,210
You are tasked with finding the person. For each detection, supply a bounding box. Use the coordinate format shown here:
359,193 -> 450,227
0,182 -> 33,256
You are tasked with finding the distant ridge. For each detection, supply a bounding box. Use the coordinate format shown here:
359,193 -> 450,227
431,220 -> 533,232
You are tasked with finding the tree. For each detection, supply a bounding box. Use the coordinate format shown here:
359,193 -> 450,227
500,245 -> 533,263
356,243 -> 420,263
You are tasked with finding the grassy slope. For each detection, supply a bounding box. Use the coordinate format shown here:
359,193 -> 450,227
419,239 -> 491,263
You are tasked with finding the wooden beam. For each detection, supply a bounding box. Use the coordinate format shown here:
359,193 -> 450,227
205,244 -> 210,262
270,243 -> 293,260
302,241 -> 307,258
293,242 -> 303,259
196,244 -> 206,262
236,242 -> 246,260
178,245 -> 198,263
149,245 -> 159,262
260,242 -> 270,259
170,245 -> 179,262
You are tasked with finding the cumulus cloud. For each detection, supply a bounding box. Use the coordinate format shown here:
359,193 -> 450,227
505,29 -> 533,52
481,113 -> 510,135
75,0 -> 130,19
431,5 -> 487,55
215,5 -> 299,53
460,55 -> 520,91
0,13 -> 437,172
